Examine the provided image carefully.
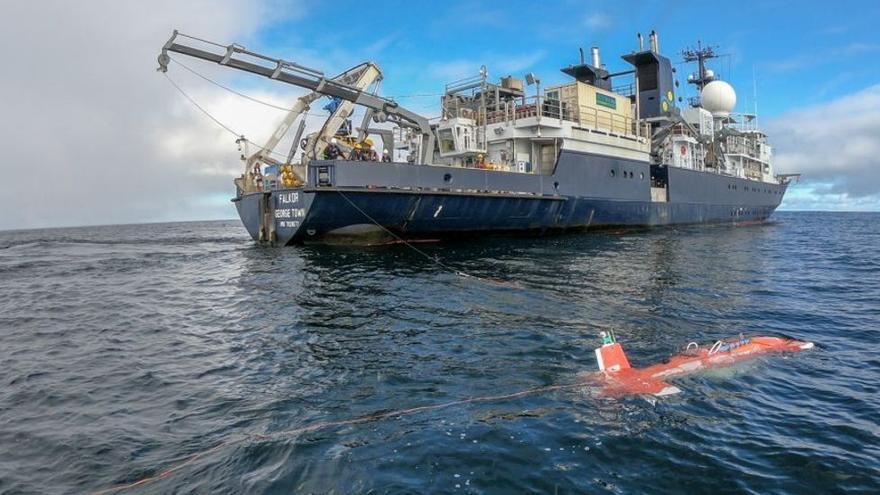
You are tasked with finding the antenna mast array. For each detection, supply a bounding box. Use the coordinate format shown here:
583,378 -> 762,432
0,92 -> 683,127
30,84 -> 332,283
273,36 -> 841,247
681,41 -> 719,90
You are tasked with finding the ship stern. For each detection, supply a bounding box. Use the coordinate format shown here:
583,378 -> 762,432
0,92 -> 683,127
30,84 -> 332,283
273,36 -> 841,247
233,188 -> 314,246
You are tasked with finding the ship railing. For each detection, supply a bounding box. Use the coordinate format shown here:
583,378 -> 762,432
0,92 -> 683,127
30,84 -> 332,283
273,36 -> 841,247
576,105 -> 644,139
612,83 -> 635,97
445,72 -> 486,95
485,96 -> 574,124
483,96 -> 648,141
726,112 -> 761,132
724,136 -> 761,158
515,96 -> 573,121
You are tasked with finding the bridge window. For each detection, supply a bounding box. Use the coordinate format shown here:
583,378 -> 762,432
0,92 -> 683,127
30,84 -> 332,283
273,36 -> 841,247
438,128 -> 455,153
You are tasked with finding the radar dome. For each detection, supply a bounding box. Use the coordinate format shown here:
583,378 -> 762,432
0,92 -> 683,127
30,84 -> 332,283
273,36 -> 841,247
700,80 -> 736,118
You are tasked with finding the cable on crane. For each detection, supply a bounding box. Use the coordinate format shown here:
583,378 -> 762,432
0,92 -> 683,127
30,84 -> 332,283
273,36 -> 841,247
162,72 -> 290,162
163,72 -> 243,139
171,56 -> 440,107
386,92 -> 445,98
169,57 -> 325,117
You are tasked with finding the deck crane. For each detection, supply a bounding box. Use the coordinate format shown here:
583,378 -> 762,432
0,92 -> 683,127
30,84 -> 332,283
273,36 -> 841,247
300,65 -> 382,163
232,62 -> 380,192
157,31 -> 435,188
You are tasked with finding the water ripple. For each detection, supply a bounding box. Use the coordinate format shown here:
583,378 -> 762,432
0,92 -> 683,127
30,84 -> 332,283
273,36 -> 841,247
1,214 -> 879,493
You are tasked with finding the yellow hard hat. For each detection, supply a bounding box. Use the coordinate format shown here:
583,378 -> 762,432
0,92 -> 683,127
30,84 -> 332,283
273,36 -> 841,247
363,138 -> 374,147
354,143 -> 362,149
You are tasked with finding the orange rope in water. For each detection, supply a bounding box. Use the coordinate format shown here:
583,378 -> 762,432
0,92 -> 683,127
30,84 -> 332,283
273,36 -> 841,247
92,381 -> 588,494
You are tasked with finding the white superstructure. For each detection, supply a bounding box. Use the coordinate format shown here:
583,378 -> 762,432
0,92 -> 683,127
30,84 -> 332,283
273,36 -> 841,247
423,33 -> 783,187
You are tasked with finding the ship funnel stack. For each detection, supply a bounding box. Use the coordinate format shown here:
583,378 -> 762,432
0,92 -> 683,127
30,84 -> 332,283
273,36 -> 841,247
579,47 -> 585,64
591,47 -> 601,68
622,30 -> 675,118
637,32 -> 644,51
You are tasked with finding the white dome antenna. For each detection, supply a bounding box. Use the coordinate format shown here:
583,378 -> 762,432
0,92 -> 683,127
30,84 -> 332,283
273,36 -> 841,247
700,80 -> 736,118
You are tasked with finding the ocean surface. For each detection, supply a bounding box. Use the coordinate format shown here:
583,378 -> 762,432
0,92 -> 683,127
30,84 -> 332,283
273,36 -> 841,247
1,212 -> 878,494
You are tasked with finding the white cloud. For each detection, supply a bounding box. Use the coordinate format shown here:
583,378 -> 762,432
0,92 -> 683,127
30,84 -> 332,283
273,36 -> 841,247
0,0 -> 306,230
428,51 -> 546,81
763,42 -> 880,73
363,33 -> 399,54
584,13 -> 612,31
768,83 -> 880,210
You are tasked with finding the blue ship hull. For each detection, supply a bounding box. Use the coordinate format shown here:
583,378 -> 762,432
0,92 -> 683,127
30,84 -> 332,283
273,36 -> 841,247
234,150 -> 788,245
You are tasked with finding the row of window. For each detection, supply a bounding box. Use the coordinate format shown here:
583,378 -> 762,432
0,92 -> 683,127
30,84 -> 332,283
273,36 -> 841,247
611,169 -> 645,180
727,183 -> 780,195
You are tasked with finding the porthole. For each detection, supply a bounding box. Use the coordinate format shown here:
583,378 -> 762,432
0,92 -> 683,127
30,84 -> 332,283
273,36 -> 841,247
443,173 -> 452,183
610,169 -> 616,177
640,172 -> 645,180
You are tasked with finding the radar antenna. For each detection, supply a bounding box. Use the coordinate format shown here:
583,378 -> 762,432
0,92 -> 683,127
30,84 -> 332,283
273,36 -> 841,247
681,41 -> 719,90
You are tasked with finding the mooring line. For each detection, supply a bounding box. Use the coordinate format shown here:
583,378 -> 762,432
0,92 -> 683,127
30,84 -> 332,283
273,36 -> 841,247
335,190 -> 521,288
92,381 -> 589,494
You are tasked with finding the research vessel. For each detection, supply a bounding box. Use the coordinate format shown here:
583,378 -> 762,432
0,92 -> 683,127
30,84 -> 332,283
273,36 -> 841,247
158,30 -> 797,245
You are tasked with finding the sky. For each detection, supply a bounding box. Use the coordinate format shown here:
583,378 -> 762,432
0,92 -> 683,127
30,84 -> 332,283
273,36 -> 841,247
2,0 -> 879,231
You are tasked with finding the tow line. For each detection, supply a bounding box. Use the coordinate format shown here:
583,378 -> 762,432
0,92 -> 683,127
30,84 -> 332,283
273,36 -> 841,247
92,381 -> 584,494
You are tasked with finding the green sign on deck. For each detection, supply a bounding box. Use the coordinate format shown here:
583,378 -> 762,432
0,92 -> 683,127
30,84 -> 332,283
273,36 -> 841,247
596,93 -> 617,110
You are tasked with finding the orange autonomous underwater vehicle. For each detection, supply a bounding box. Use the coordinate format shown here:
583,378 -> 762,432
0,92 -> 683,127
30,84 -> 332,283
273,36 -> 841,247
591,332 -> 815,397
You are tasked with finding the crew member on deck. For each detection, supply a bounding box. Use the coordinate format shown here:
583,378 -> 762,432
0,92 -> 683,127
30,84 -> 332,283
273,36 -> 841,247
349,143 -> 363,161
252,162 -> 264,191
362,139 -> 378,161
476,153 -> 487,169
381,149 -> 392,162
323,137 -> 342,159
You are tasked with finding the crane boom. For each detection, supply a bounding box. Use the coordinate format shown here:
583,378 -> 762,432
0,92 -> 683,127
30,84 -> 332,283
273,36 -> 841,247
158,31 -> 435,164
304,63 -> 382,162
250,92 -> 319,167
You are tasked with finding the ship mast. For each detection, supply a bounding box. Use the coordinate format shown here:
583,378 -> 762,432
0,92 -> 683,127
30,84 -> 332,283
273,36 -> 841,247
681,41 -> 719,91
